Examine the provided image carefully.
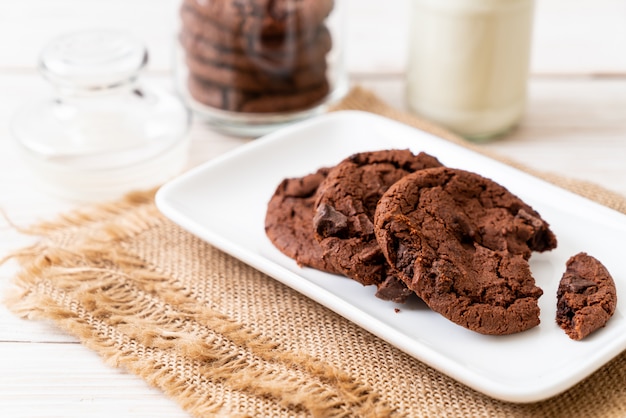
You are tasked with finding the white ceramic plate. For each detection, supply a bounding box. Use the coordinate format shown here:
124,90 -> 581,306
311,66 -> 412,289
155,111 -> 625,403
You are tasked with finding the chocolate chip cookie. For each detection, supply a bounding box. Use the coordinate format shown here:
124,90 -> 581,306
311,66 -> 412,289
374,167 -> 557,334
556,252 -> 617,340
187,76 -> 329,113
179,26 -> 332,74
184,0 -> 335,37
180,6 -> 326,55
185,54 -> 328,93
312,150 -> 443,301
265,167 -> 341,274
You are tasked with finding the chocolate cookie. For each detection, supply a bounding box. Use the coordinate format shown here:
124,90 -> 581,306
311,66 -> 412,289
185,53 -> 328,92
265,167 -> 341,274
187,75 -> 329,113
183,0 -> 334,37
180,6 -> 326,55
374,167 -> 557,334
179,26 -> 332,74
556,252 -> 617,340
312,150 -> 443,299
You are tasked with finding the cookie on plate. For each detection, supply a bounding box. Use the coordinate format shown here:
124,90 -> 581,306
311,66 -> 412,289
265,167 -> 341,274
312,149 -> 443,301
556,252 -> 617,340
374,167 -> 557,334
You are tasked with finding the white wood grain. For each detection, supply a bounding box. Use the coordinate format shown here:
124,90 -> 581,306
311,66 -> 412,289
485,77 -> 626,196
532,0 -> 626,74
0,0 -> 182,72
0,343 -> 187,418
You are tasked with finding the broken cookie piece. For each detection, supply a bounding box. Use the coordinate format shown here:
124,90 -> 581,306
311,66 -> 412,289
556,252 -> 617,340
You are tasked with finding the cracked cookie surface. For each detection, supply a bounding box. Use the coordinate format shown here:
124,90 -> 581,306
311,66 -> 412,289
374,167 -> 557,334
312,149 -> 443,302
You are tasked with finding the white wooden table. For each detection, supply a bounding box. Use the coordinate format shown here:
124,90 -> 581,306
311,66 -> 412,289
1,1 -> 625,416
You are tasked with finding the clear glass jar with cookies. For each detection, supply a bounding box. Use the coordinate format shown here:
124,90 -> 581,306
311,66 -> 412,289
175,0 -> 348,137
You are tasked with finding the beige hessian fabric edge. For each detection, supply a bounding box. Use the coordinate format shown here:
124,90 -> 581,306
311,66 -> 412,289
3,87 -> 626,418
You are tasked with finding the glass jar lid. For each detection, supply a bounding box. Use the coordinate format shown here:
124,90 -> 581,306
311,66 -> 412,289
39,29 -> 148,90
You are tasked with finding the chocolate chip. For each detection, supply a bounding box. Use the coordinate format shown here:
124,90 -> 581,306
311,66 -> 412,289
566,276 -> 598,293
313,203 -> 348,238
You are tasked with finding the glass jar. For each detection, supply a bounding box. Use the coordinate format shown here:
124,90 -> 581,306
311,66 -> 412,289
406,0 -> 535,142
174,0 -> 348,137
11,29 -> 190,201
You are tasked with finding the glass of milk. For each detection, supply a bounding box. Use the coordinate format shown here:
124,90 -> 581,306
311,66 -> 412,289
406,0 -> 535,142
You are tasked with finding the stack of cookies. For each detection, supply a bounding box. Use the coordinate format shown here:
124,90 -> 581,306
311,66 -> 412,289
179,0 -> 335,113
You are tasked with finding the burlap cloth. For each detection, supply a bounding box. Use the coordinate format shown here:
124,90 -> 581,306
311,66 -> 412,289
4,87 -> 626,417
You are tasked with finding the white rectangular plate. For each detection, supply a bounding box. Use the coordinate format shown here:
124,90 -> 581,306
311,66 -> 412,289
156,111 -> 626,403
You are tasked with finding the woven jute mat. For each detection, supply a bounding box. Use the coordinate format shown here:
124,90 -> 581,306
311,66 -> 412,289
4,87 -> 626,417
